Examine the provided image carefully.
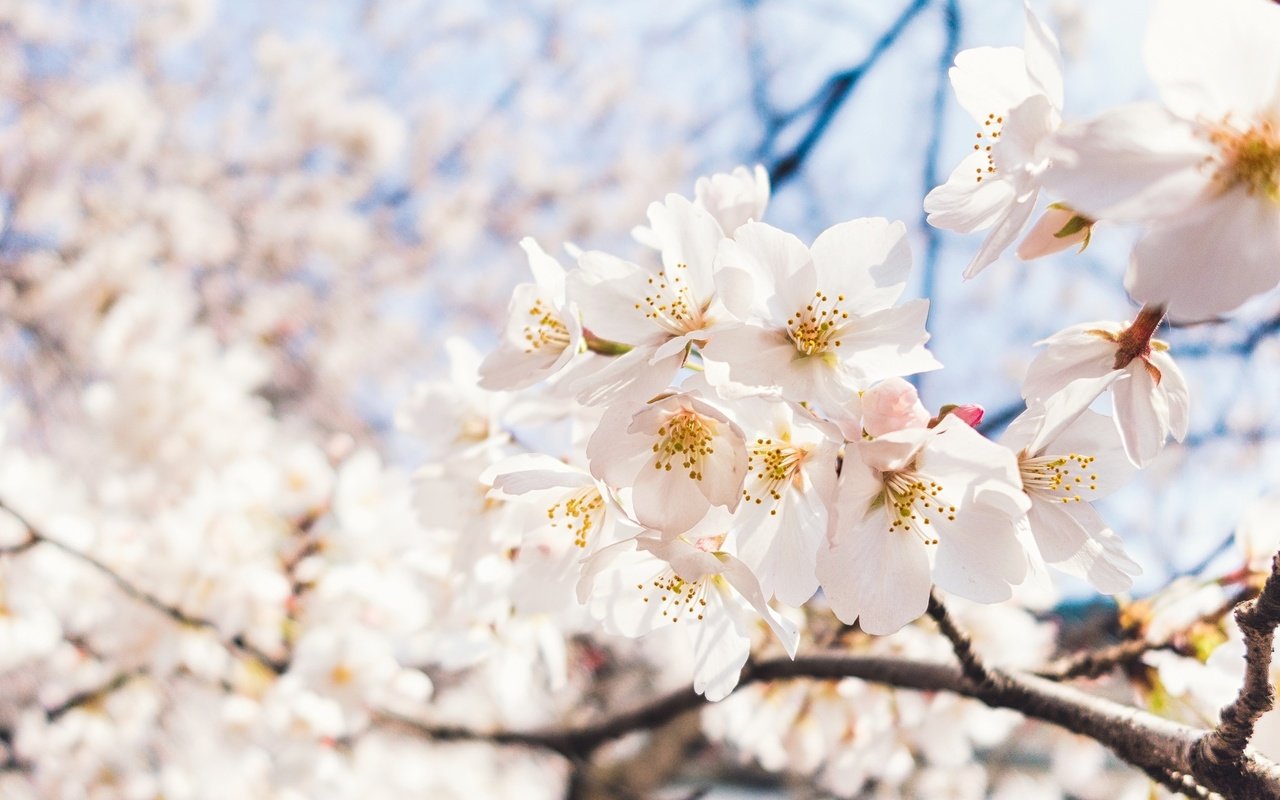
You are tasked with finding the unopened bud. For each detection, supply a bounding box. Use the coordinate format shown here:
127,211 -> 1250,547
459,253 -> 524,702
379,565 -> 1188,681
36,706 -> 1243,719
932,403 -> 985,429
861,377 -> 930,437
1016,205 -> 1093,260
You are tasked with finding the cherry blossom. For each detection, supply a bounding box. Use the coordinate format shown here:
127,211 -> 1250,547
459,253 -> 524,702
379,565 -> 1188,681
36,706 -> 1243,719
817,416 -> 1030,634
1043,0 -> 1280,319
568,194 -> 733,404
723,394 -> 841,606
478,238 -> 583,391
585,390 -> 748,534
1022,311 -> 1190,467
633,165 -> 770,248
702,217 -> 939,416
482,453 -> 636,616
924,3 -> 1065,277
1002,386 -> 1141,593
577,523 -> 799,701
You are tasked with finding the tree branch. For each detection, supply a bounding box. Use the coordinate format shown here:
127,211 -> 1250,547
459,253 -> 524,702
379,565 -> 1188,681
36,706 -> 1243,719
0,499 -> 286,674
926,590 -> 991,686
1037,636 -> 1171,682
763,0 -> 932,187
1191,553 -> 1280,790
393,651 -> 1280,797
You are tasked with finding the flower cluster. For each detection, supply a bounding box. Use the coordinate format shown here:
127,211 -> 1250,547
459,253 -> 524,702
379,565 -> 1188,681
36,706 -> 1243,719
928,0 -> 1280,323
478,147 -> 1187,697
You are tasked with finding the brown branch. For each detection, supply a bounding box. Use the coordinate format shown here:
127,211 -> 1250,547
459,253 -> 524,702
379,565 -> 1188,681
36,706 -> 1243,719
1038,636 -> 1172,681
391,653 -> 1280,797
926,590 -> 991,686
1038,589 -> 1246,683
1191,553 -> 1280,790
0,499 -> 286,674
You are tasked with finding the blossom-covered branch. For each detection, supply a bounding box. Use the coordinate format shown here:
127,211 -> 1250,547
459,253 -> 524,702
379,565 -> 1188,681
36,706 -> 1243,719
0,499 -> 286,673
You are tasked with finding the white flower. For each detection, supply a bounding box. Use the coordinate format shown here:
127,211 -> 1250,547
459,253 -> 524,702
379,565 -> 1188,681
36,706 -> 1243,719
1043,0 -> 1280,319
633,165 -> 770,248
481,453 -> 636,616
569,195 -> 732,404
702,217 -> 939,416
1002,385 -> 1141,593
478,238 -> 583,391
1022,314 -> 1190,467
693,165 -> 771,234
725,395 -> 841,606
586,390 -> 748,534
924,3 -> 1064,277
577,523 -> 799,701
817,416 -> 1030,635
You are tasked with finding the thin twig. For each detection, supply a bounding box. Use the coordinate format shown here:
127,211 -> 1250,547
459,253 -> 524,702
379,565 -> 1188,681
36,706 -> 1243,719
0,498 -> 286,674
1038,637 -> 1172,681
926,590 -> 992,686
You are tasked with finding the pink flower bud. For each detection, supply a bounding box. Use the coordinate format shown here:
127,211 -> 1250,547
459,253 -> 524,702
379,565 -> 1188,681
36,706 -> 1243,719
861,377 -> 930,437
948,404 -> 985,428
1016,206 -> 1092,260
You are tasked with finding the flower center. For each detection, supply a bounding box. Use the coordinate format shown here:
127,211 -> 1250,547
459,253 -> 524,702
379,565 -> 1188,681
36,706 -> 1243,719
1019,452 -> 1097,503
635,263 -> 705,335
972,112 -> 1004,183
882,470 -> 953,545
1208,117 -> 1280,201
787,290 -> 849,356
545,488 -> 605,549
743,437 -> 806,515
522,298 -> 571,353
635,568 -> 712,622
652,411 -> 716,480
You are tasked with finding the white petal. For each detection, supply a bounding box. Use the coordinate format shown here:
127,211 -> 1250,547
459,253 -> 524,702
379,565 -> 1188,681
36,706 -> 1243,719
818,513 -> 931,635
992,94 -> 1058,178
1023,372 -> 1122,456
648,194 -> 724,304
837,299 -> 941,386
484,454 -> 592,497
963,188 -> 1039,278
1127,190 -> 1280,321
1043,104 -> 1215,222
1111,367 -> 1169,467
520,237 -> 567,299
1026,500 -> 1140,593
1151,350 -> 1191,441
699,324 -> 803,391
1039,409 -> 1135,500
1022,328 -> 1118,403
809,217 -> 911,310
925,151 -> 1017,233
717,554 -> 800,657
571,344 -> 681,407
735,486 -> 824,607
931,503 -> 1026,603
570,252 -> 670,346
1022,3 -> 1064,111
949,46 -> 1037,122
1146,0 -> 1280,120
691,587 -> 753,701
